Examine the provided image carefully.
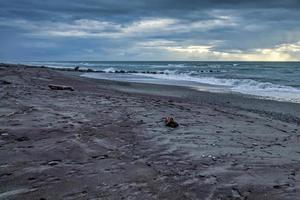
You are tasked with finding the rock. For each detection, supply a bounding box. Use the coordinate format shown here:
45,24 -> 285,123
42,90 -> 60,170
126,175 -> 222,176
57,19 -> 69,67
115,70 -> 126,73
127,70 -> 138,73
164,117 -> 179,128
48,84 -> 74,91
87,68 -> 94,72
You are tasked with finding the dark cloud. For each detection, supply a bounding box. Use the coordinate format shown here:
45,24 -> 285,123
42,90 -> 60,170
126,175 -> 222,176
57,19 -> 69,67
1,0 -> 300,60
2,0 -> 300,21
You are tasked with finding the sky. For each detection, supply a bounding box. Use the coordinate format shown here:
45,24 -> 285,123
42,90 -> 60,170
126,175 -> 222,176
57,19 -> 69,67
1,0 -> 300,61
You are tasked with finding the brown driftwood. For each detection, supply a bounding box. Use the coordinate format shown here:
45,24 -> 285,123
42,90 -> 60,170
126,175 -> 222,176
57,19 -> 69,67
164,117 -> 179,128
48,84 -> 74,91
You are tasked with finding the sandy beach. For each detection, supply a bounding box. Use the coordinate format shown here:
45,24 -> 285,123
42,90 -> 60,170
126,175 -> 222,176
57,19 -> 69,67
0,64 -> 299,200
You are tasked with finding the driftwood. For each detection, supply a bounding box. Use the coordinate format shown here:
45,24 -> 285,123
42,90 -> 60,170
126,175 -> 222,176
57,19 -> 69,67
48,84 -> 74,91
164,117 -> 179,128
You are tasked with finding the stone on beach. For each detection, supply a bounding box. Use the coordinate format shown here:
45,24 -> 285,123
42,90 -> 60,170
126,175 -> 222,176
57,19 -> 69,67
48,84 -> 74,91
164,117 -> 179,128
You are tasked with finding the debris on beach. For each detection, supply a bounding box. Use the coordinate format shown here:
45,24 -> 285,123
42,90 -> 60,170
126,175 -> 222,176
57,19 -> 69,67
164,117 -> 179,128
48,84 -> 74,91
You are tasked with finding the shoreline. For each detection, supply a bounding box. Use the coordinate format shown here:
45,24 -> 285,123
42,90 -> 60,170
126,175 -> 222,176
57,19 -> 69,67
3,62 -> 300,105
0,64 -> 299,199
2,63 -> 300,123
81,74 -> 300,123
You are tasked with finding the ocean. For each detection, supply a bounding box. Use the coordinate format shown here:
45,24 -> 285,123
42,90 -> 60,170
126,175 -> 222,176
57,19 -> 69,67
22,61 -> 300,103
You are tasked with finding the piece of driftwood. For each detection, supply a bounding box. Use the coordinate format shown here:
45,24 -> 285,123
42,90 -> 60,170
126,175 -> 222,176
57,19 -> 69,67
164,117 -> 179,128
48,84 -> 74,91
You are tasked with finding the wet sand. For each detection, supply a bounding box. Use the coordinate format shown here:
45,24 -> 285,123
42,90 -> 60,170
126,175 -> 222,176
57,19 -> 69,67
0,64 -> 299,200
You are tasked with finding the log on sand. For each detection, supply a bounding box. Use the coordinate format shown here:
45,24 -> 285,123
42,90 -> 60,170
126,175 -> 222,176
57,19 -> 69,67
48,84 -> 74,91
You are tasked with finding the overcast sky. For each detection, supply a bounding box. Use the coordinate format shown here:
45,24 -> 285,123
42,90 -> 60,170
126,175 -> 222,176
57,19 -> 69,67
1,0 -> 300,61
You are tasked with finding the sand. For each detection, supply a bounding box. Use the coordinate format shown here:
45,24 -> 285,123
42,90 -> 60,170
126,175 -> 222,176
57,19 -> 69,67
0,64 -> 299,200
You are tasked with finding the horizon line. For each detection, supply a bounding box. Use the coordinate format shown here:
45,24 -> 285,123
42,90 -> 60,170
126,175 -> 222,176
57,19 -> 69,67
3,60 -> 300,63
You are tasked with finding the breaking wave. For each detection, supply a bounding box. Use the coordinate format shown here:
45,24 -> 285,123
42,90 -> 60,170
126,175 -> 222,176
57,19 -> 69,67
138,73 -> 300,103
102,67 -> 116,73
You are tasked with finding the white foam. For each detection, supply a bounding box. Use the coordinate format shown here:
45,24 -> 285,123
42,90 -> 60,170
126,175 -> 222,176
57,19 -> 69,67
151,64 -> 187,68
160,69 -> 177,74
137,73 -> 300,103
103,67 -> 116,73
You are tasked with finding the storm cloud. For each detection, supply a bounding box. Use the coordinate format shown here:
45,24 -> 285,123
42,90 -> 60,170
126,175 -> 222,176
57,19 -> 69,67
1,0 -> 300,61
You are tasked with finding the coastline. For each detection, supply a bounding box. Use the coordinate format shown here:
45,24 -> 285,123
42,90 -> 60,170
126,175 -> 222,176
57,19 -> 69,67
13,61 -> 300,104
3,63 -> 300,121
80,73 -> 300,125
0,64 -> 299,199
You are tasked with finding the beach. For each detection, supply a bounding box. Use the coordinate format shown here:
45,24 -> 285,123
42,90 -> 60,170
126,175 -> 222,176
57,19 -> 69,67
0,64 -> 299,199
